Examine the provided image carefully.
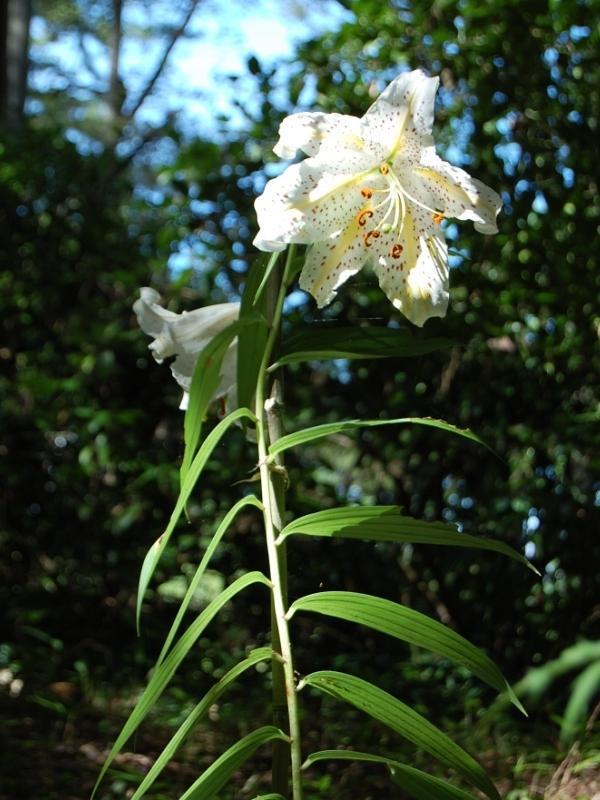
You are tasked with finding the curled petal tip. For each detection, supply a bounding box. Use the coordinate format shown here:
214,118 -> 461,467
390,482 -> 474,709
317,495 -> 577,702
253,233 -> 288,253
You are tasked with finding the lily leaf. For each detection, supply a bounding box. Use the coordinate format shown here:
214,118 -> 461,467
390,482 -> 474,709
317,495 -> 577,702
290,592 -> 525,714
178,726 -> 289,800
94,571 -> 270,798
269,417 -> 499,459
237,255 -> 272,410
137,406 -> 256,630
182,321 -> 240,482
272,325 -> 451,368
303,671 -> 500,800
131,647 -> 273,800
279,506 -> 537,574
252,251 -> 281,307
303,750 -> 478,800
156,495 -> 263,667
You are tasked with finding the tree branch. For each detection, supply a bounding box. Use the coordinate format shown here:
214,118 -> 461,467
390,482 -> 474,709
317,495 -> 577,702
124,0 -> 200,120
77,30 -> 103,82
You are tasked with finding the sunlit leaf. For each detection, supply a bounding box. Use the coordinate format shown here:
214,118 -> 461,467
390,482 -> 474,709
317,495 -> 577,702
156,495 -> 263,666
290,592 -> 525,713
303,750 -> 477,800
178,726 -> 289,800
137,406 -> 256,630
131,647 -> 273,800
279,506 -> 536,573
271,325 -> 451,368
93,571 -> 270,798
269,417 -> 499,459
303,671 -> 500,800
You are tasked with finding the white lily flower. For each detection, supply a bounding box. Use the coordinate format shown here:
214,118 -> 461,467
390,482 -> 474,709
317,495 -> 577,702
253,69 -> 502,326
133,287 -> 239,410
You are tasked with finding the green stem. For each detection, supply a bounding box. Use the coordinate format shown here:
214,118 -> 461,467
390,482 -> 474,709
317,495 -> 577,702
255,246 -> 303,800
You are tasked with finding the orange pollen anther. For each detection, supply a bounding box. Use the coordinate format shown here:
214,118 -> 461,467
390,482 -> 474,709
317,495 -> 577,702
380,163 -> 390,175
357,209 -> 374,227
432,213 -> 444,225
363,230 -> 381,247
361,187 -> 373,199
390,244 -> 404,258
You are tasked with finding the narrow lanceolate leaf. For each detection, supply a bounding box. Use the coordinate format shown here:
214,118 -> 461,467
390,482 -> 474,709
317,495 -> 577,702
269,417 -> 499,459
137,406 -> 256,630
156,495 -> 263,667
237,256 -> 271,410
251,796 -> 287,800
93,572 -> 270,798
271,325 -> 451,369
279,506 -> 536,574
252,251 -> 280,308
303,750 -> 478,800
178,726 -> 289,800
131,647 -> 273,800
560,659 -> 600,745
303,671 -> 500,800
290,592 -> 525,714
181,321 -> 240,482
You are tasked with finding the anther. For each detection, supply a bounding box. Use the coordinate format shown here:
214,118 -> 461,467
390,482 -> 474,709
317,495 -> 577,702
361,188 -> 373,199
363,230 -> 381,247
357,209 -> 374,227
380,163 -> 390,175
432,213 -> 444,225
390,244 -> 403,258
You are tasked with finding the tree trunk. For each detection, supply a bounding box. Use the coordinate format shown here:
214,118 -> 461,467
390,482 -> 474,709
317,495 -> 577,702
106,0 -> 124,142
0,0 -> 31,128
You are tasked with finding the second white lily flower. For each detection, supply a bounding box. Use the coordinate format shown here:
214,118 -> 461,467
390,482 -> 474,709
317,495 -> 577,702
133,287 -> 239,411
253,69 -> 502,326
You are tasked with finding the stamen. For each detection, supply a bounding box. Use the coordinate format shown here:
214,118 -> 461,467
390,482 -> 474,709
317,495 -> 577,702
360,188 -> 373,199
396,186 -> 407,238
380,163 -> 390,175
426,235 -> 447,272
374,193 -> 396,230
386,167 -> 439,225
390,244 -> 403,258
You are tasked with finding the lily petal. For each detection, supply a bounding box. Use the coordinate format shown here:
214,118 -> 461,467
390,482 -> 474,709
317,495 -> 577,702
274,111 -> 364,159
134,288 -> 239,362
133,287 -> 179,345
362,69 -> 439,162
254,152 -> 374,252
411,149 -> 502,233
298,223 -> 368,307
372,204 -> 449,326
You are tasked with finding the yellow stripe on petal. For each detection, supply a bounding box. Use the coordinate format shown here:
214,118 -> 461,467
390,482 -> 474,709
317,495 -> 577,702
299,222 -> 367,308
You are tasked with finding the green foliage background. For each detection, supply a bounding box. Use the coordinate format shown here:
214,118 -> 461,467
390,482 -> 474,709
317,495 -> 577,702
1,0 -> 598,797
